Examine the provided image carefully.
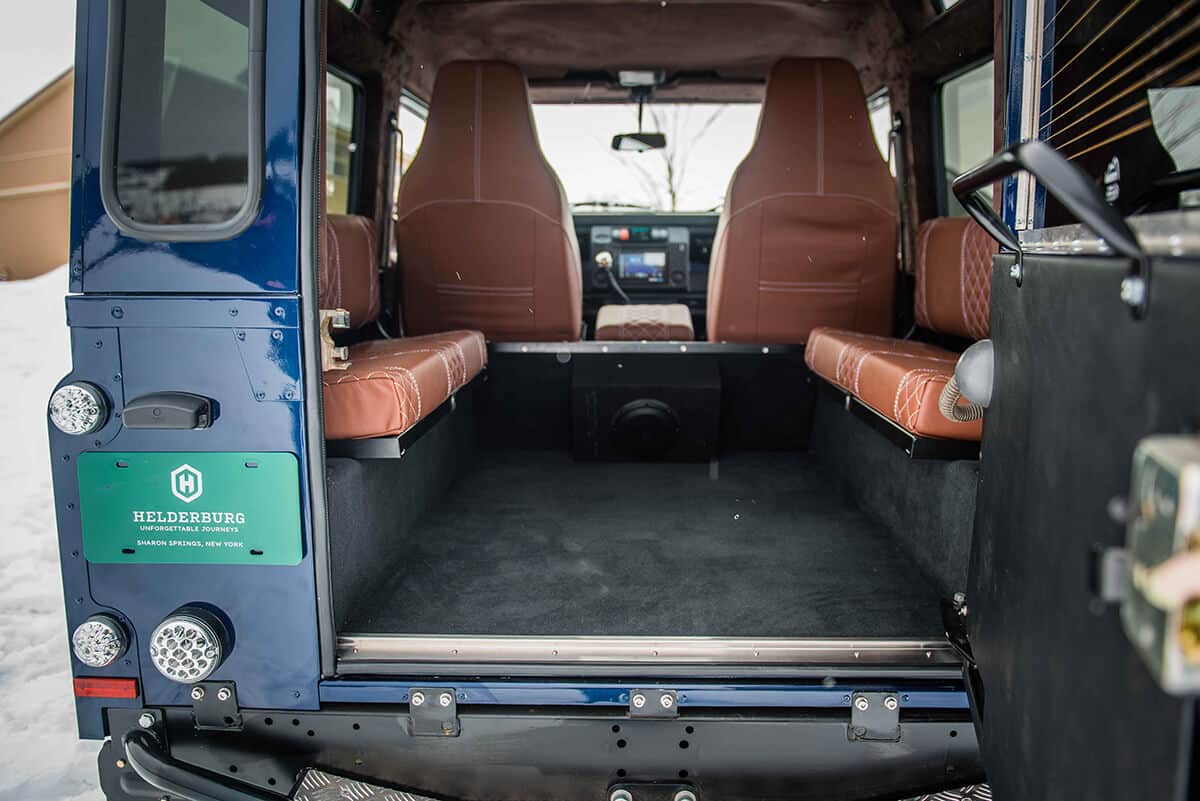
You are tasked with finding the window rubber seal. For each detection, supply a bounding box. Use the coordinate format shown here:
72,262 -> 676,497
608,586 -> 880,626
98,0 -> 266,242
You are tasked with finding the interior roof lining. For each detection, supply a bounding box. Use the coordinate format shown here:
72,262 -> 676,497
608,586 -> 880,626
392,0 -> 911,100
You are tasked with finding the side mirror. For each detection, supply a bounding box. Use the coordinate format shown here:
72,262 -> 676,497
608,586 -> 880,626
611,132 -> 667,152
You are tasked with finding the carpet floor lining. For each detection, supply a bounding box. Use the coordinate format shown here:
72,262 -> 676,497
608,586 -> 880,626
342,451 -> 944,638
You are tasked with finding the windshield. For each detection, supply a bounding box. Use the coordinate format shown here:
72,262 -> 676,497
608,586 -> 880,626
532,102 -> 761,212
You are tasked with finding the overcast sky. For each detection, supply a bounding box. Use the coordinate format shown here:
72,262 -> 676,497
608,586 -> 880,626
0,0 -> 77,119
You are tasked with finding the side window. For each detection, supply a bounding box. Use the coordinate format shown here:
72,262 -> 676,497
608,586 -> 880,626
104,0 -> 262,235
866,88 -> 894,174
936,59 -> 995,216
325,70 -> 361,215
397,91 -> 429,177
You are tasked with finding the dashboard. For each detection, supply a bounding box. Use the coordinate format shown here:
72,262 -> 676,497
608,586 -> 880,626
574,213 -> 718,338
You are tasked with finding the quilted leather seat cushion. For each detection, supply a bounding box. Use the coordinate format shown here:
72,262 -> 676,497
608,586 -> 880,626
594,304 -> 694,341
319,214 -> 380,328
914,217 -> 997,340
322,330 -> 487,440
806,327 -> 982,441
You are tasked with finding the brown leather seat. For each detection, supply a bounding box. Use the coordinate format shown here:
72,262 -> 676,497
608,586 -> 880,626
594,304 -> 694,341
395,61 -> 582,342
806,217 -> 997,441
319,213 -> 380,326
707,59 -> 898,344
320,214 -> 487,440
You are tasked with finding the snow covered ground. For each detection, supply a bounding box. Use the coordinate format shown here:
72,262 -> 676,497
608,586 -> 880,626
0,267 -> 102,801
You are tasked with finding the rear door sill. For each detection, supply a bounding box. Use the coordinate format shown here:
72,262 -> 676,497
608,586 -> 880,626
336,634 -> 962,678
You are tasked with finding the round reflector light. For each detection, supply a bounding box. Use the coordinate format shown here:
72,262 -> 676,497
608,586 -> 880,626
49,382 -> 108,435
72,615 -> 128,668
149,609 -> 228,683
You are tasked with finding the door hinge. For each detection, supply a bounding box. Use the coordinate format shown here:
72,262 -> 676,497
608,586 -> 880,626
629,689 -> 678,718
190,681 -> 242,731
848,692 -> 900,742
409,688 -> 459,736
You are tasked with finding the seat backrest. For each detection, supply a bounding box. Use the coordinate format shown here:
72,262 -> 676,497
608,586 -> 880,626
913,216 -> 998,341
319,213 -> 379,330
395,61 -> 582,342
706,58 -> 898,343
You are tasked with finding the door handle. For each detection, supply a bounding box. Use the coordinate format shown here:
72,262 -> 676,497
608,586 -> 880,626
122,392 -> 214,429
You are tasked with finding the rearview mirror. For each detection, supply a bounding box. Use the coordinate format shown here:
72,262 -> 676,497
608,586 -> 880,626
611,132 -> 667,152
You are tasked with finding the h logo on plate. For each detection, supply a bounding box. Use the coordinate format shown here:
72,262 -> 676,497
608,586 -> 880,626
170,464 -> 203,503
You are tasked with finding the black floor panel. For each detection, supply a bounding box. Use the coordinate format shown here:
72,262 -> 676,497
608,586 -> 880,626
342,451 -> 944,638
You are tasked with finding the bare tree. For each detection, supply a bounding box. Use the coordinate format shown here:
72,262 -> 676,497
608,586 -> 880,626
606,104 -> 729,211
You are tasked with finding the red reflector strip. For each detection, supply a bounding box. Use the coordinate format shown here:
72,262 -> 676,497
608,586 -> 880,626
74,677 -> 139,699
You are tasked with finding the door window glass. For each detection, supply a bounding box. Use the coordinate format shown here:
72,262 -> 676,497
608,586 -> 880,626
109,0 -> 256,228
939,60 -> 994,215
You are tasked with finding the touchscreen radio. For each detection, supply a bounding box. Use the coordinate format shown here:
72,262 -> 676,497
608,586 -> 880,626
618,251 -> 667,282
588,224 -> 691,290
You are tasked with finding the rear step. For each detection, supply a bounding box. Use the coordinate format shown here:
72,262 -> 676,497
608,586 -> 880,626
295,769 -> 440,801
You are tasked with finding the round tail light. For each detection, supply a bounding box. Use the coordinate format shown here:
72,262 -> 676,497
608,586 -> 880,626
49,382 -> 109,435
148,607 -> 230,683
72,614 -> 128,668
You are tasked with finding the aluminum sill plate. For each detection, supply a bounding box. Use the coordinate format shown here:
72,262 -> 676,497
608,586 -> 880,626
337,635 -> 960,667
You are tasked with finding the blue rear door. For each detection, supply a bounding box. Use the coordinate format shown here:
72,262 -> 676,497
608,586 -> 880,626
51,0 -> 324,738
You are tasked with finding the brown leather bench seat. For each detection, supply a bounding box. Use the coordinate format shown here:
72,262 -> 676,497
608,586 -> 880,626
805,217 -> 996,441
319,214 -> 486,440
594,304 -> 694,341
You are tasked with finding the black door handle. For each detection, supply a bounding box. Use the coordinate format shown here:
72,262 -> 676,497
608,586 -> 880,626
122,392 -> 215,429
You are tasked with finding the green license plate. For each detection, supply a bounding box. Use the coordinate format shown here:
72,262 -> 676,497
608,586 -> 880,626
78,452 -> 303,565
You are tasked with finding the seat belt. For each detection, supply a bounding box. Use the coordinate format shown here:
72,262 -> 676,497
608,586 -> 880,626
378,112 -> 404,338
888,111 -> 911,275
888,111 -> 918,339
